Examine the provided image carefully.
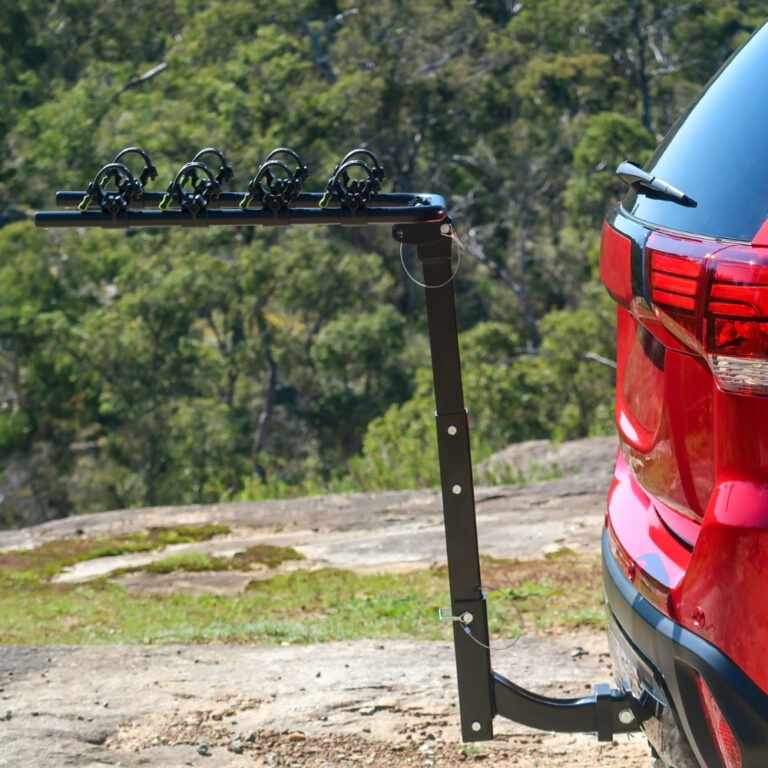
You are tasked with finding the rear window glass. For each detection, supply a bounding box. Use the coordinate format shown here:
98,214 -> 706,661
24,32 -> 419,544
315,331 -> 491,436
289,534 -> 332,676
624,21 -> 768,242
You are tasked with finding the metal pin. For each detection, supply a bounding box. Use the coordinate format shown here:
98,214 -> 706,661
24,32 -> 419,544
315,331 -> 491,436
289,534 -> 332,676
451,483 -> 462,495
447,425 -> 458,436
471,721 -> 482,732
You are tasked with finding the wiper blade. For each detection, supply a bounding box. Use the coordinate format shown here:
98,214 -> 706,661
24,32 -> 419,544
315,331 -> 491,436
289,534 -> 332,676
616,160 -> 697,208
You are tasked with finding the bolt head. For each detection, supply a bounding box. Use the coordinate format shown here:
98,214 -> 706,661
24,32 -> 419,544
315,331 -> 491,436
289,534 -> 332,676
618,708 -> 635,725
451,483 -> 462,495
440,223 -> 451,235
460,611 -> 474,625
447,425 -> 458,436
471,721 -> 482,732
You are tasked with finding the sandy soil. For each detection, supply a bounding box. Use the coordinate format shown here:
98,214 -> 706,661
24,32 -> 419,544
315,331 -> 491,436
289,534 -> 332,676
0,437 -> 653,767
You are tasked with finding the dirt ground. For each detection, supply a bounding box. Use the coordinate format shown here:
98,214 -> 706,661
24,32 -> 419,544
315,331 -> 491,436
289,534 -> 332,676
0,437 -> 653,767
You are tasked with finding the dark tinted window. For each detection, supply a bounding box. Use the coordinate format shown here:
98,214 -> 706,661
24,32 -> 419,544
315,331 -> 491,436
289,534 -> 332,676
625,21 -> 768,242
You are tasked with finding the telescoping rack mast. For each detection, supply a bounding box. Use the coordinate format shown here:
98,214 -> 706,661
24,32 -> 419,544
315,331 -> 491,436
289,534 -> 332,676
35,145 -> 653,744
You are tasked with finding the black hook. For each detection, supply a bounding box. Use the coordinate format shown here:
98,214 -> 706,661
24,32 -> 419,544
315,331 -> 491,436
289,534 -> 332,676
79,162 -> 137,214
159,161 -> 221,213
240,148 -> 308,211
192,147 -> 234,185
113,147 -> 158,189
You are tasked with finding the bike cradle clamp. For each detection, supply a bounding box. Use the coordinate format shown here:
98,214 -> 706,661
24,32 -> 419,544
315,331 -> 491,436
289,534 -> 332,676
113,146 -> 158,189
36,145 -> 654,745
240,148 -> 309,212
158,160 -> 223,220
319,148 -> 384,211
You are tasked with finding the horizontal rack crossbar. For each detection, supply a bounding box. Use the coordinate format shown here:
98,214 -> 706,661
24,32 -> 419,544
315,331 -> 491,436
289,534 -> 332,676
53,190 -> 432,209
35,195 -> 447,229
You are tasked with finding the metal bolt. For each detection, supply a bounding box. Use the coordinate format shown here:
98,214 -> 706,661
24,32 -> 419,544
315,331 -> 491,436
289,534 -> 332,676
394,228 -> 404,239
618,708 -> 635,725
471,721 -> 482,732
460,611 -> 474,625
440,223 -> 452,235
447,424 -> 458,436
451,483 -> 462,495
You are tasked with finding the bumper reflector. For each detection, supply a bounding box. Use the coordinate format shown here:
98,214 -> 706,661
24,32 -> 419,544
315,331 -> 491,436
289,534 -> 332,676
695,676 -> 742,768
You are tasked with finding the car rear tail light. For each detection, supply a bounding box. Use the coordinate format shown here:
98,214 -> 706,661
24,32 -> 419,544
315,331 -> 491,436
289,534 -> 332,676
647,231 -> 768,394
599,222 -> 634,307
695,676 -> 742,768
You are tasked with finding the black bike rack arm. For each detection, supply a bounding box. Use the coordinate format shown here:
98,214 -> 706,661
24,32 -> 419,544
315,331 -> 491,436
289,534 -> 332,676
394,220 -> 495,742
35,156 -> 652,744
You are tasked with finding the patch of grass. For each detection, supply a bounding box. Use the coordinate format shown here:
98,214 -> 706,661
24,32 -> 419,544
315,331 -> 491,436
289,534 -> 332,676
461,744 -> 489,759
134,545 -> 304,574
0,524 -> 230,581
141,552 -> 224,574
147,524 -> 231,546
478,460 -> 565,486
479,552 -> 605,633
0,547 -> 604,645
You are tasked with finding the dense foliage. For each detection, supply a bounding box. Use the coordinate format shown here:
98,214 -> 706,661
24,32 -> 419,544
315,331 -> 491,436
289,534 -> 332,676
1,1 -> 764,526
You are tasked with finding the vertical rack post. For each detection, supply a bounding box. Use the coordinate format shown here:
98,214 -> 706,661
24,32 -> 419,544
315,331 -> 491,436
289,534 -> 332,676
393,221 -> 494,742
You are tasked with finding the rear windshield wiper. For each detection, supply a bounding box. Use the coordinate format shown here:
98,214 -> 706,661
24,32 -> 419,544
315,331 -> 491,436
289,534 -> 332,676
616,160 -> 697,208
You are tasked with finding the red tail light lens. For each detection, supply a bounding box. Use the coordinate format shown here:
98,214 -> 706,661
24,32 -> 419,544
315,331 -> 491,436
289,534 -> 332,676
708,257 -> 768,353
599,222 -> 634,307
695,676 -> 742,768
647,231 -> 768,394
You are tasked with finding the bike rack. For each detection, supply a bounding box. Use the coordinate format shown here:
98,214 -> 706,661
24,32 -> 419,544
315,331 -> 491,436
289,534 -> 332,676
35,145 -> 653,744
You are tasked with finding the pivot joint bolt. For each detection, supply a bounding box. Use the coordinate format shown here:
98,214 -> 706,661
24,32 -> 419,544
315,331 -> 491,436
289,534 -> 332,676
618,708 -> 635,725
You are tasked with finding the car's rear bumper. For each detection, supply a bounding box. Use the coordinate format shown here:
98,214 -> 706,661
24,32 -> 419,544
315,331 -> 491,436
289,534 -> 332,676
602,528 -> 768,768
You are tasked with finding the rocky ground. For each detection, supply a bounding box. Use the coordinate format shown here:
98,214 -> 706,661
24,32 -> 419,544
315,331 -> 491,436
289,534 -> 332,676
0,437 -> 653,767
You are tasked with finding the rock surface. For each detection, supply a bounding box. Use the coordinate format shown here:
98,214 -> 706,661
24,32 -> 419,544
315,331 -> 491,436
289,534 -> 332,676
0,436 -> 651,767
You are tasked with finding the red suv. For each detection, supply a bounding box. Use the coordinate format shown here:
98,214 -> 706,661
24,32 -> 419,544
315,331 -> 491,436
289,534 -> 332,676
600,19 -> 768,768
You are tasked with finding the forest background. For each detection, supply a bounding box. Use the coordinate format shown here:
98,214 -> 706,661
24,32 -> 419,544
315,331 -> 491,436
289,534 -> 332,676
0,0 -> 763,528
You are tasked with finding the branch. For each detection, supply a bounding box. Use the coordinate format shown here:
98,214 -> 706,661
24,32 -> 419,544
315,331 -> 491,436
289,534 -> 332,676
300,10 -> 359,85
115,62 -> 168,99
584,351 -> 617,369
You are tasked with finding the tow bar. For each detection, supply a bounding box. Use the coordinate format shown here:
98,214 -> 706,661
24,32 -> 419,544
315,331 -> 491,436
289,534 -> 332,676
35,145 -> 653,744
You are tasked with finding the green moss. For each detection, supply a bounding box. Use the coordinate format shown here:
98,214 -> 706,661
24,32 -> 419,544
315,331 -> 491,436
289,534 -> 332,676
0,524 -> 231,580
120,544 -> 305,575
